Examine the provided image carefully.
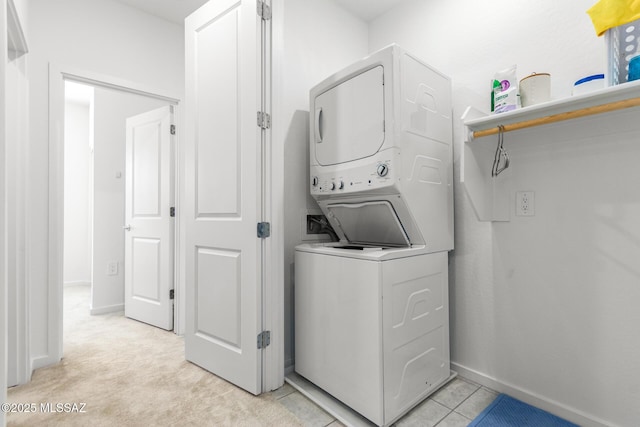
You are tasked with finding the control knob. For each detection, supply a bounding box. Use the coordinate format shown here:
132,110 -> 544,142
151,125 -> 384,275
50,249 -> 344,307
339,181 -> 344,190
377,163 -> 389,177
330,182 -> 336,191
311,176 -> 319,187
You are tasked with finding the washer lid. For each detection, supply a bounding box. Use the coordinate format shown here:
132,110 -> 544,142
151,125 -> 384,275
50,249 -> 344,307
325,200 -> 410,247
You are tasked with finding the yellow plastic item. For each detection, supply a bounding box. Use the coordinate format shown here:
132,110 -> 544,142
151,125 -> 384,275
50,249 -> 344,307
587,0 -> 640,36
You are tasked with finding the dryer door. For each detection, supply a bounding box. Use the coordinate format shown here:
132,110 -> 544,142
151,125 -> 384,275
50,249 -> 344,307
313,66 -> 385,166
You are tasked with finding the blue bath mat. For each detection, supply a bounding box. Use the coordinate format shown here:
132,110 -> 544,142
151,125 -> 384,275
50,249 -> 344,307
468,394 -> 579,427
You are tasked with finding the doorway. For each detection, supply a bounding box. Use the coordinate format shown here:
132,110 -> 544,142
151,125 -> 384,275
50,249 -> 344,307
55,70 -> 181,363
63,81 -> 94,323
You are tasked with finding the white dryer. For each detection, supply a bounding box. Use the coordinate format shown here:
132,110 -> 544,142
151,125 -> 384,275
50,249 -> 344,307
294,45 -> 454,426
309,44 -> 453,252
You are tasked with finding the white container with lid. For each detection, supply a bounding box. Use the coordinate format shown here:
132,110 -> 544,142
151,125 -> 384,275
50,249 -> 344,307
572,74 -> 605,95
519,73 -> 551,107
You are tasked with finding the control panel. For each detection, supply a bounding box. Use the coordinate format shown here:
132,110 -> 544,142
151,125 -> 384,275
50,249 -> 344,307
310,154 -> 396,196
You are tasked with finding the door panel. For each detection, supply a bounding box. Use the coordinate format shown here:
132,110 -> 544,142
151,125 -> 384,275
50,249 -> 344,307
131,238 -> 161,301
124,106 -> 174,331
314,66 -> 385,166
195,247 -> 241,347
195,8 -> 240,216
132,121 -> 161,216
185,0 -> 262,395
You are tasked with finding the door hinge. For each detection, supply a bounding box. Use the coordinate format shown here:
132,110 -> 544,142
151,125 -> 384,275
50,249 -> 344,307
257,330 -> 271,349
257,222 -> 271,238
169,289 -> 175,300
170,207 -> 175,217
257,0 -> 271,20
257,111 -> 271,129
170,124 -> 176,135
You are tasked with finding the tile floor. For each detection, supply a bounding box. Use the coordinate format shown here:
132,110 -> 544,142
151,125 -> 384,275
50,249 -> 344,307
268,376 -> 498,427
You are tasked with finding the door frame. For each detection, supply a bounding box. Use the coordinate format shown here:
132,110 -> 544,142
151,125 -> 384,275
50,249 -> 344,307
44,64 -> 181,368
264,0 -> 284,392
5,0 -> 29,393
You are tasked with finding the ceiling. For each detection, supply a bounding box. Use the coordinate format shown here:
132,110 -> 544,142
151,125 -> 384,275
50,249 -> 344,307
331,0 -> 408,22
112,0 -> 408,25
112,0 -> 209,24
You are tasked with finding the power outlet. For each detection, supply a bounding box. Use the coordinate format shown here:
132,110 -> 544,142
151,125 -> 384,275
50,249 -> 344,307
516,191 -> 535,216
107,261 -> 118,276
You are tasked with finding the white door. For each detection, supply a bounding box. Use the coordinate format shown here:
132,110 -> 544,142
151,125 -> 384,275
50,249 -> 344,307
124,106 -> 174,331
184,0 -> 264,395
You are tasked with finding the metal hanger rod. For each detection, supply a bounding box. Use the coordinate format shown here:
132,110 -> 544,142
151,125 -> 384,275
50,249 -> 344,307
473,97 -> 640,139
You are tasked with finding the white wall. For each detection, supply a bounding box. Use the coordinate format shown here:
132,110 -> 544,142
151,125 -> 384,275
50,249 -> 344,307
369,0 -> 638,426
1,0 -> 8,420
27,0 -> 183,368
91,87 -> 168,313
64,100 -> 92,286
279,0 -> 369,369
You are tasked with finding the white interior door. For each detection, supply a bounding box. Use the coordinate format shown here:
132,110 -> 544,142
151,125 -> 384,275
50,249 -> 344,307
184,0 -> 263,395
124,106 -> 174,331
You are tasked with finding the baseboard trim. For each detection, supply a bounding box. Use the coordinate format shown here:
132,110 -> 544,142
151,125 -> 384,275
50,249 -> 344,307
31,354 -> 57,371
284,360 -> 294,375
451,362 -> 615,427
90,304 -> 124,315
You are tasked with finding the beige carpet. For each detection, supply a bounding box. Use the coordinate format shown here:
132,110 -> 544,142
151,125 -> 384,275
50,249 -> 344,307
7,284 -> 303,426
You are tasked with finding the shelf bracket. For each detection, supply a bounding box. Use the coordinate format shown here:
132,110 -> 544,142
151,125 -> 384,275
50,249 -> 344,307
461,106 -> 487,143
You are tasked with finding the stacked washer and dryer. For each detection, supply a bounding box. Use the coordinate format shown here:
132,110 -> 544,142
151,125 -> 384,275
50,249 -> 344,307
294,45 -> 454,426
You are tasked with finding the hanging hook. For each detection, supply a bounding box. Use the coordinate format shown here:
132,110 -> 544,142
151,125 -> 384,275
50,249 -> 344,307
491,125 -> 510,177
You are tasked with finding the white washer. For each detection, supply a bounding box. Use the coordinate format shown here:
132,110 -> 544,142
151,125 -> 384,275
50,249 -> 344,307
295,245 -> 450,426
295,45 -> 454,426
